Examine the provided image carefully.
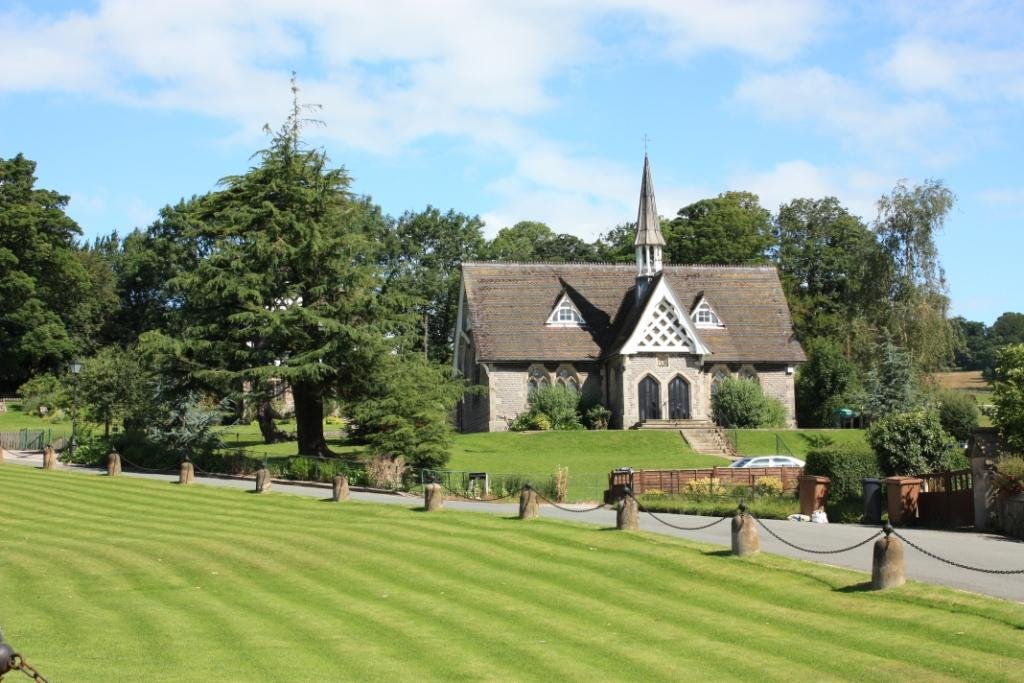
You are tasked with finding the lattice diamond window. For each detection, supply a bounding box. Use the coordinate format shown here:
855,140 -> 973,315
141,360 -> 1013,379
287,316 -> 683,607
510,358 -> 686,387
636,299 -> 690,350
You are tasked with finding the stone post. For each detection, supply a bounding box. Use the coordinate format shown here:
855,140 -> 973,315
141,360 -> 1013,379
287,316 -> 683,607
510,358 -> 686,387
519,485 -> 540,520
42,445 -> 57,470
731,504 -> 760,556
0,447 -> 6,463
332,474 -> 350,502
424,482 -> 443,511
255,467 -> 272,493
616,491 -> 639,531
871,525 -> 906,590
179,459 -> 195,485
885,477 -> 923,526
107,449 -> 122,477
798,475 -> 830,517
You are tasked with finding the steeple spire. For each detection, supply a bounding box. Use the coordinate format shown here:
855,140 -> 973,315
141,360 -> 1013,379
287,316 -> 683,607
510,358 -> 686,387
634,155 -> 664,290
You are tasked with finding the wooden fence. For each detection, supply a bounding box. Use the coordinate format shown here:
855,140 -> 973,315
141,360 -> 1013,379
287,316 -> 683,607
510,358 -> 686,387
918,468 -> 974,528
606,466 -> 802,502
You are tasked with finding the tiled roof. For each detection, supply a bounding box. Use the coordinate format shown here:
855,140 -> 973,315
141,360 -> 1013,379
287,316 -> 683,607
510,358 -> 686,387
461,262 -> 806,363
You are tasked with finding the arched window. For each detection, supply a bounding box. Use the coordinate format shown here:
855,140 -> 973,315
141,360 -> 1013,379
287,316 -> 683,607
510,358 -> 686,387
555,365 -> 581,393
709,366 -> 730,396
527,366 -> 550,402
739,365 -> 759,383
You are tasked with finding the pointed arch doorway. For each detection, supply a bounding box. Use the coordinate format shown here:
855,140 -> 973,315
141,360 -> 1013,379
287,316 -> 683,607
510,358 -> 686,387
638,376 -> 661,421
668,376 -> 691,420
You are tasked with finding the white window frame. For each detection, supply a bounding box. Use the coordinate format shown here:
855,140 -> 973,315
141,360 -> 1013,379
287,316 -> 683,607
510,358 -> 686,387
691,298 -> 725,329
546,294 -> 585,327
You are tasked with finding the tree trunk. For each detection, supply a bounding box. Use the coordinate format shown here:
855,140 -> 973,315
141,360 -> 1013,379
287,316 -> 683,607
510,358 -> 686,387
294,380 -> 330,456
257,400 -> 288,444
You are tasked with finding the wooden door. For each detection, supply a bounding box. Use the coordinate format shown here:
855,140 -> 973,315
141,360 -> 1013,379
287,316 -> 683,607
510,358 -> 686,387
638,376 -> 661,421
669,376 -> 690,419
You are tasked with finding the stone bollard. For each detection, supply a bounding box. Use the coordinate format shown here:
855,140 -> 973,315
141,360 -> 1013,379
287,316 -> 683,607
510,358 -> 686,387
616,490 -> 639,531
255,467 -> 272,493
179,459 -> 195,485
731,504 -> 760,556
332,474 -> 350,502
0,447 -> 6,463
423,482 -> 444,511
871,525 -> 906,590
42,445 -> 57,470
519,485 -> 540,520
107,449 -> 122,476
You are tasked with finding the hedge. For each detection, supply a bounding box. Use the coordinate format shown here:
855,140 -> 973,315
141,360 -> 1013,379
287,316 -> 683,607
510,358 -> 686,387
804,444 -> 880,502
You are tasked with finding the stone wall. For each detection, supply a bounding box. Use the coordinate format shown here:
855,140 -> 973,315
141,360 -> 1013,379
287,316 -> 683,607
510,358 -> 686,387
483,361 -> 602,432
620,354 -> 707,427
1000,495 -> 1024,540
757,364 -> 797,428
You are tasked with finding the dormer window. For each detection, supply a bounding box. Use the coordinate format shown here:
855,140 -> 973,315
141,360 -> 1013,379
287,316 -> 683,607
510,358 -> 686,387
546,294 -> 585,327
692,300 -> 724,328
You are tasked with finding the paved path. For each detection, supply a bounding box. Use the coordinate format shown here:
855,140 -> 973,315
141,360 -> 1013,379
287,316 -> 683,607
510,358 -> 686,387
4,451 -> 1023,603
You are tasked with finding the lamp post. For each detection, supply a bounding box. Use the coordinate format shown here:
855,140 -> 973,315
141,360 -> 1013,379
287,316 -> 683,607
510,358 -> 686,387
70,359 -> 82,456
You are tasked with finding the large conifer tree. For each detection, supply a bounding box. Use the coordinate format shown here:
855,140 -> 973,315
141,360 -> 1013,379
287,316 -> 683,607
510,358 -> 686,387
173,82 -> 393,455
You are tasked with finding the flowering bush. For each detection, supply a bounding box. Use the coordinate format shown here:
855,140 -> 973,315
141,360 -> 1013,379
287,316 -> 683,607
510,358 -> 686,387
993,456 -> 1024,498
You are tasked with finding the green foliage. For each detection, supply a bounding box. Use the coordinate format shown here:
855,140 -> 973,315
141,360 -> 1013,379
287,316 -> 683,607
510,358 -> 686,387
993,456 -> 1024,497
484,221 -> 598,262
380,206 -> 485,364
17,373 -> 68,416
76,346 -> 152,436
350,355 -> 464,470
145,392 -> 230,460
0,154 -> 90,389
711,377 -> 786,428
666,191 -> 773,265
795,340 -> 859,427
864,336 -> 919,418
529,384 -> 582,429
804,445 -> 880,502
934,389 -> 980,443
992,344 -> 1024,451
584,404 -> 611,430
866,410 -> 958,476
508,411 -> 552,431
775,197 -> 875,343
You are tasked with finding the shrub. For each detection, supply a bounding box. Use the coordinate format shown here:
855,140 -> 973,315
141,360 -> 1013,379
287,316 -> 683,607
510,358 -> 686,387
993,456 -> 1024,497
804,445 -> 879,502
935,390 -> 980,443
754,476 -> 784,497
552,466 -> 569,503
530,385 -> 582,429
584,404 -> 611,430
795,338 -> 858,427
684,477 -> 729,498
866,410 -> 959,476
711,377 -> 786,428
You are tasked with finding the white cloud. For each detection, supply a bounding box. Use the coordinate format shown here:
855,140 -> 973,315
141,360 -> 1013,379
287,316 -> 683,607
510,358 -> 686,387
730,160 -> 891,221
978,187 -> 1024,206
734,67 -> 951,157
882,38 -> 1024,101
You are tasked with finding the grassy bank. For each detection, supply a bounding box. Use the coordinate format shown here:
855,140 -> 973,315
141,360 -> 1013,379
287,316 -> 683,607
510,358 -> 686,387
2,465 -> 1024,681
731,429 -> 867,457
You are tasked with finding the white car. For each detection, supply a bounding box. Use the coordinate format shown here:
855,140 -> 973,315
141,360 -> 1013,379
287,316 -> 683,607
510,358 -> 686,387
728,456 -> 805,468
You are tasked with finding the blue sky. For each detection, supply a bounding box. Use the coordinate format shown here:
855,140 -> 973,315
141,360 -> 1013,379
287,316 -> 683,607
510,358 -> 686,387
2,1 -> 1022,324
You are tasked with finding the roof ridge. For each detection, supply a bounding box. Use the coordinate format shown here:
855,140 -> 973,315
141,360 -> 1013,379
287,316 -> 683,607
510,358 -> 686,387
461,260 -> 777,270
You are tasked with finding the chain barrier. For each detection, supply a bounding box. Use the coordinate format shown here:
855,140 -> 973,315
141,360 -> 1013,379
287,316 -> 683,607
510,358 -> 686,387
629,493 -> 731,531
117,454 -> 178,474
0,634 -> 49,683
434,481 -> 524,503
530,489 -> 607,513
751,515 -> 882,554
892,530 -> 1024,575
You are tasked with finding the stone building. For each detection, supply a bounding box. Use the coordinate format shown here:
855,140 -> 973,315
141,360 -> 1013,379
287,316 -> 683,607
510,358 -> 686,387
452,156 -> 805,432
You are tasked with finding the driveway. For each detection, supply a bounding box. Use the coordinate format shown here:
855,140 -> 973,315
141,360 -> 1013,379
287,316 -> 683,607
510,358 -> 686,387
4,451 -> 1022,603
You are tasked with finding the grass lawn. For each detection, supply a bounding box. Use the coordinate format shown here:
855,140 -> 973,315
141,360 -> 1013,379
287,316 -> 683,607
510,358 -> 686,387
932,370 -> 995,427
449,431 -> 725,500
731,429 -> 868,457
2,466 -> 1024,681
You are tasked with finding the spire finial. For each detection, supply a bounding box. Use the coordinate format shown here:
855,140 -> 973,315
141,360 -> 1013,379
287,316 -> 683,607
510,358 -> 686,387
643,133 -> 650,155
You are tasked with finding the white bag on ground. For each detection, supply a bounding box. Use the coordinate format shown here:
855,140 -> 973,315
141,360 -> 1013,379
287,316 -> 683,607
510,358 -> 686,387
810,510 -> 829,524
